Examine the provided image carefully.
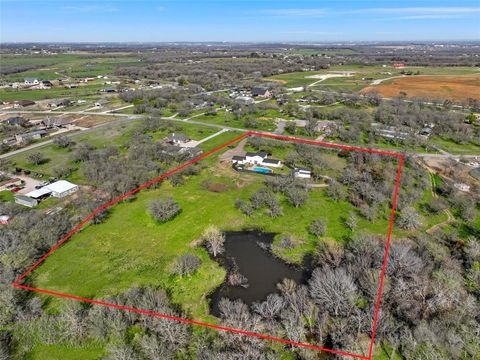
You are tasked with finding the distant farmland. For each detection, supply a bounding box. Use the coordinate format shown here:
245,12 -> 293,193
361,74 -> 480,101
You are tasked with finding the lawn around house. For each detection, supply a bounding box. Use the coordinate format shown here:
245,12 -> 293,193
31,141 -> 400,323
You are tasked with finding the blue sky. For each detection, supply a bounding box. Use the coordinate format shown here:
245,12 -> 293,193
1,0 -> 479,42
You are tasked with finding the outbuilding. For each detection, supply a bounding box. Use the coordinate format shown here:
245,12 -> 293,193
15,194 -> 38,208
45,180 -> 79,198
294,168 -> 312,179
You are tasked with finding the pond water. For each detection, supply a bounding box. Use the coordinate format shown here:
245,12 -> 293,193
209,231 -> 310,317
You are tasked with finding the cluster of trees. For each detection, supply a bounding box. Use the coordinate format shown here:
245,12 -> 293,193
212,231 -> 479,358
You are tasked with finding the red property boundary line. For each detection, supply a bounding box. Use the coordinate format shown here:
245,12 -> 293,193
12,131 -> 404,360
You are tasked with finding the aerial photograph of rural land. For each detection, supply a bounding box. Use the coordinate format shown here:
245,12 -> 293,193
0,1 -> 479,359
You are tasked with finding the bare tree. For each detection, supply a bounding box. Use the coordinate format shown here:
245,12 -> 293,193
202,225 -> 225,257
309,219 -> 327,237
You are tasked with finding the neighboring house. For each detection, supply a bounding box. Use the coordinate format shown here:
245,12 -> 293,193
15,129 -> 47,143
42,117 -> 70,128
419,127 -> 433,137
251,87 -> 272,98
45,180 -> 79,198
15,194 -> 38,208
454,183 -> 470,192
0,215 -> 11,225
94,99 -> 109,108
235,96 -> 255,105
40,80 -> 53,88
14,100 -> 35,108
47,99 -> 71,108
373,124 -> 408,141
24,78 -> 39,86
180,147 -> 203,158
294,168 -> 312,179
5,116 -> 26,127
392,63 -> 405,69
167,133 -> 190,145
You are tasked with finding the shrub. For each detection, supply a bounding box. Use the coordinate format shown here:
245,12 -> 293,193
149,197 -> 181,223
172,254 -> 201,276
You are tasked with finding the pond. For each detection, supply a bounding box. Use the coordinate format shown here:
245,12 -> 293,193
209,231 -> 311,317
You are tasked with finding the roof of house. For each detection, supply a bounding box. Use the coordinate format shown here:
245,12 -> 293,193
262,158 -> 281,164
45,180 -> 78,194
246,152 -> 268,158
252,87 -> 269,96
232,155 -> 246,161
167,133 -> 189,142
295,168 -> 311,173
16,100 -> 35,106
17,129 -> 47,138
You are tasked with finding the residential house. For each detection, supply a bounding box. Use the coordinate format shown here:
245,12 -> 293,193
232,155 -> 247,164
42,117 -> 70,128
419,127 -> 433,137
245,152 -> 268,164
94,99 -> 109,108
5,117 -> 26,127
251,87 -> 272,98
24,78 -> 39,86
235,96 -> 255,105
454,183 -> 470,192
294,168 -> 312,179
392,63 -> 405,69
261,158 -> 283,168
15,194 -> 38,208
167,133 -> 190,145
14,100 -> 35,108
15,129 -> 47,143
40,80 -> 53,88
47,99 -> 71,108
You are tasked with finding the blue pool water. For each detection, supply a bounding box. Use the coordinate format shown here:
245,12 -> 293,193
253,167 -> 272,173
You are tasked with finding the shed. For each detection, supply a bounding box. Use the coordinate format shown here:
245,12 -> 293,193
15,194 -> 38,208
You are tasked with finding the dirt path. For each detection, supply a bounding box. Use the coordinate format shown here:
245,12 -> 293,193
220,138 -> 248,162
426,209 -> 454,235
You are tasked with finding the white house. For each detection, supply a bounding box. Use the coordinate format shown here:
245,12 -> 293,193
235,96 -> 255,105
294,168 -> 312,179
24,78 -> 39,86
454,183 -> 470,192
245,152 -> 267,164
261,158 -> 283,168
94,99 -> 109,108
45,180 -> 79,198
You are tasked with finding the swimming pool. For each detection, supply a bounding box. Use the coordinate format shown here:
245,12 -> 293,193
253,167 -> 273,173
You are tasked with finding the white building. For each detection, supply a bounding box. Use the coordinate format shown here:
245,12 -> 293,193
294,168 -> 312,179
454,183 -> 470,192
245,152 -> 267,164
45,180 -> 79,198
24,78 -> 39,86
235,96 -> 255,105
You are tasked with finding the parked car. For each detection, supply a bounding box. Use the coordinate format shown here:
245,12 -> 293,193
10,187 -> 21,193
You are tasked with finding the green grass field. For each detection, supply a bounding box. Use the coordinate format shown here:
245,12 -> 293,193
31,140 -> 401,323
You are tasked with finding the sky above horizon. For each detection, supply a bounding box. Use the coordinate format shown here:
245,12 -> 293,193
1,0 -> 480,43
